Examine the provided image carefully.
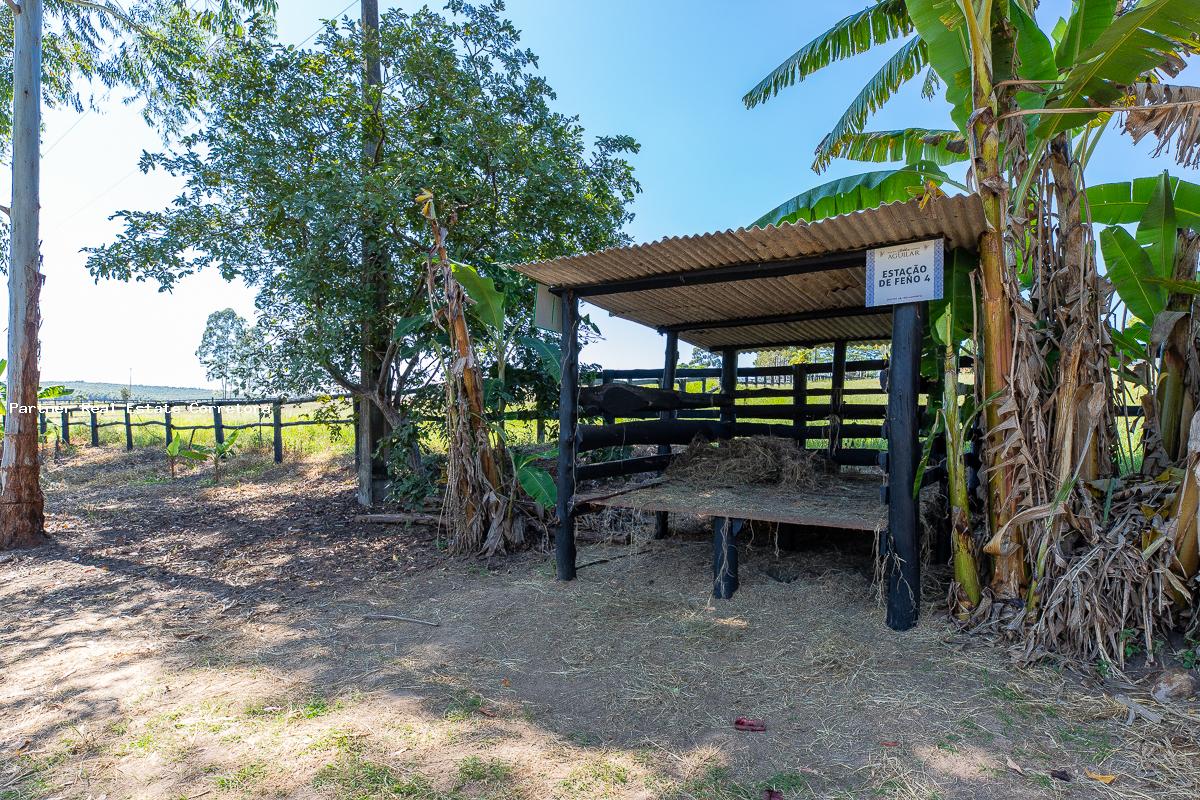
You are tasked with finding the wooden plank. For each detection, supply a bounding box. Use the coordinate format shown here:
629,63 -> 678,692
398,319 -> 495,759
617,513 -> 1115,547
575,476 -> 886,531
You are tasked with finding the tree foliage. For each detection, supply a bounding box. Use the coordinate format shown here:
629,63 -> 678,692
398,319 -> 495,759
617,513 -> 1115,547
86,1 -> 639,465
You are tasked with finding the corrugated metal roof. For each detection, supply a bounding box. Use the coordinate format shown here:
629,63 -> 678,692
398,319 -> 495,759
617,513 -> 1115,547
509,195 -> 985,351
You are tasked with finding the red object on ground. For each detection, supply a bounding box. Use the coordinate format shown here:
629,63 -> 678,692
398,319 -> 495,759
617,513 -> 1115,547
734,717 -> 766,732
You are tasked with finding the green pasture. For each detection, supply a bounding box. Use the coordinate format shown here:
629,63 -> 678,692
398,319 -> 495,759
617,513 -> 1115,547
38,372 -> 1147,467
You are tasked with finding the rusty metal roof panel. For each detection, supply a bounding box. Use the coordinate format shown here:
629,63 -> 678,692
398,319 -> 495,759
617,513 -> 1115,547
508,195 -> 985,351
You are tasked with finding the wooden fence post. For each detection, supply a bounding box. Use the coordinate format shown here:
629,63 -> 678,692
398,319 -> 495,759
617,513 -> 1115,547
38,411 -> 46,436
124,406 -> 134,451
213,404 -> 224,445
792,363 -> 807,447
60,410 -> 69,444
535,417 -> 545,444
829,340 -> 847,466
720,348 -> 738,434
272,401 -> 283,463
89,409 -> 99,446
655,331 -> 678,539
164,405 -> 173,445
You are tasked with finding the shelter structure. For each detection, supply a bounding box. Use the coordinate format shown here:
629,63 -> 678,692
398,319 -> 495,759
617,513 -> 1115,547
509,196 -> 986,630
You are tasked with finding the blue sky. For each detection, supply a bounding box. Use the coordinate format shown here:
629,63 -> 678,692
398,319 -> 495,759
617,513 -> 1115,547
7,0 -> 1198,388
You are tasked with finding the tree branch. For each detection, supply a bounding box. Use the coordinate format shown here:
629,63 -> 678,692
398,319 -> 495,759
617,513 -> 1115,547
323,360 -> 364,395
3,1 -> 20,15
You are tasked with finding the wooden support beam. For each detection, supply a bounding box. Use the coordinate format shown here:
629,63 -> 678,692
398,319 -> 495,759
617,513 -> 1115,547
89,410 -> 99,447
556,290 -> 580,581
164,406 -> 173,445
213,405 -> 225,445
712,517 -> 743,599
885,302 -> 923,632
124,406 -> 133,451
656,331 -> 678,539
60,410 -> 69,444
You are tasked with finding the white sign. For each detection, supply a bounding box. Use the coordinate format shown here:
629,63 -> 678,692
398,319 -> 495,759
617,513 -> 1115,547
533,283 -> 562,333
865,238 -> 943,307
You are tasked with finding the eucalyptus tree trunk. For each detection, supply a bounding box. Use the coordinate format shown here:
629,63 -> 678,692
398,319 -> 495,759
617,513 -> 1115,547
0,0 -> 47,550
356,0 -> 390,506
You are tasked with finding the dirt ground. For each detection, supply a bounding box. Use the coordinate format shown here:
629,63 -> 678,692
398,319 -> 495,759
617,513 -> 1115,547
2,447 -> 1198,800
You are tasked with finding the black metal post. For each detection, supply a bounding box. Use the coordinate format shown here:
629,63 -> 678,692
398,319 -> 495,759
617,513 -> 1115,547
124,406 -> 133,451
272,402 -> 284,463
556,290 -> 580,581
885,302 -> 924,631
89,410 -> 99,446
829,340 -> 847,466
655,331 -> 678,539
712,517 -> 743,599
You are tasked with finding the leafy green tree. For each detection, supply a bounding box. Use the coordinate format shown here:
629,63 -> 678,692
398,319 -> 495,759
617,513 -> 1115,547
197,309 -> 248,398
86,2 -> 639,487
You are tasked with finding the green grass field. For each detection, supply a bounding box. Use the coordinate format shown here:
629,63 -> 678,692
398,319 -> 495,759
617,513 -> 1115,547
47,399 -> 356,458
39,372 -> 1147,468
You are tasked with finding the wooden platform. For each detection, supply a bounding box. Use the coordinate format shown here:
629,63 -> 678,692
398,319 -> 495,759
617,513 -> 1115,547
575,474 -> 886,531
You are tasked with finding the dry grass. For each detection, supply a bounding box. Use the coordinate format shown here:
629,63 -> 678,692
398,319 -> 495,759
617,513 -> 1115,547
0,448 -> 1197,799
667,436 -> 823,490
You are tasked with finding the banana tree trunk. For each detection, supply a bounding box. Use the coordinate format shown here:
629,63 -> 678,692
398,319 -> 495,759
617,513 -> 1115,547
0,0 -> 47,550
945,343 -> 981,612
959,1 -> 1023,598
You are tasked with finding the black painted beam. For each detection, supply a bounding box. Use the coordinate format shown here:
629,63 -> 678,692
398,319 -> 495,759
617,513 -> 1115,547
714,337 -> 890,353
553,249 -> 868,298
885,302 -> 924,631
661,305 -> 888,334
556,291 -> 580,581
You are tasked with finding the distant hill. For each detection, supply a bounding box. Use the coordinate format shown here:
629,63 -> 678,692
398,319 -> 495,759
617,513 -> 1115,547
44,381 -> 219,402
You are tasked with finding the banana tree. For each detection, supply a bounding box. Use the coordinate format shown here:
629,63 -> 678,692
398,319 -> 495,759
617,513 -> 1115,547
1091,172 -> 1200,599
746,0 -> 1200,605
417,190 -> 556,556
929,251 -> 984,612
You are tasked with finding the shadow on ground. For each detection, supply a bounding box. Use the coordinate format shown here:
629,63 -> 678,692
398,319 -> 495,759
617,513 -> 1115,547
1,445 -> 1198,799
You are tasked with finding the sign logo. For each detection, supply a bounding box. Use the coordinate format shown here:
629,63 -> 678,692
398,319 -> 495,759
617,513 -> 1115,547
865,238 -> 943,307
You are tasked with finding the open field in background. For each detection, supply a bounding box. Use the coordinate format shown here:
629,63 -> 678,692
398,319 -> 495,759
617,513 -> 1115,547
2,447 -> 1197,800
38,371 -> 1149,471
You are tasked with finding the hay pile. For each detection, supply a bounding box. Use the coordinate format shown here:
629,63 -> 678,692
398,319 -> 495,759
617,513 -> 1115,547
665,436 -> 822,489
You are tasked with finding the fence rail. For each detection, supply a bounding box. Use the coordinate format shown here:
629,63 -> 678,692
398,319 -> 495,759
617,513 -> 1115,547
37,361 -> 1144,464
40,394 -> 355,463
